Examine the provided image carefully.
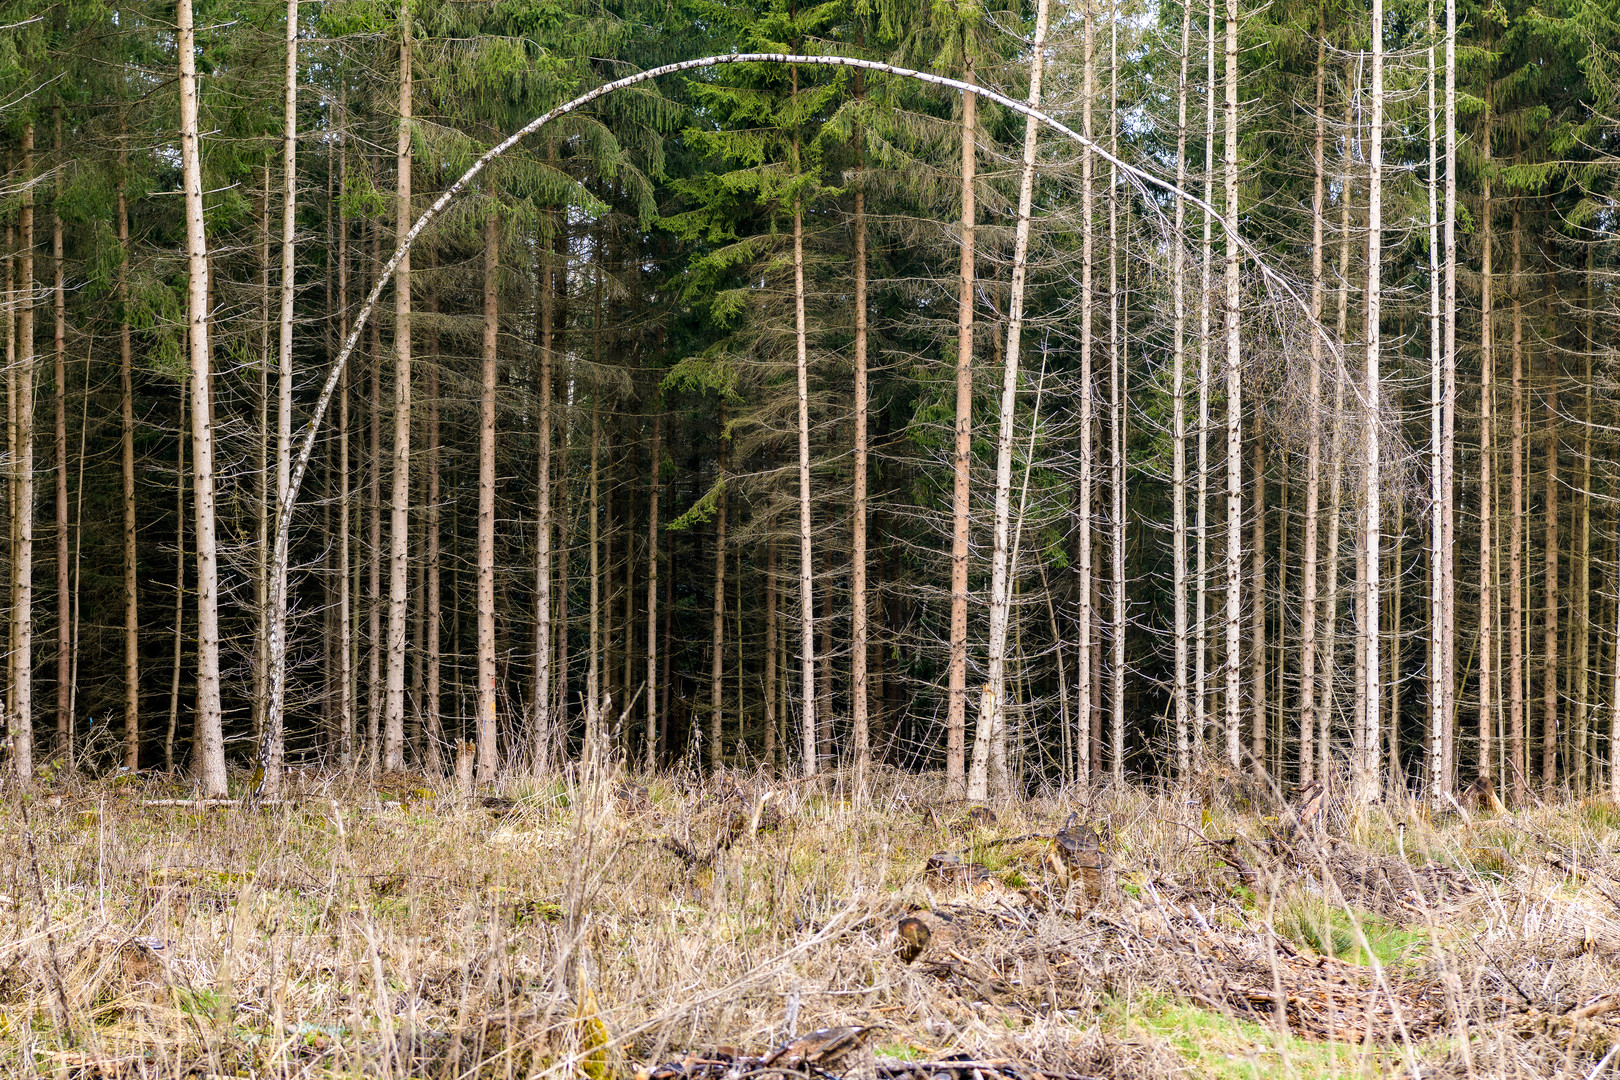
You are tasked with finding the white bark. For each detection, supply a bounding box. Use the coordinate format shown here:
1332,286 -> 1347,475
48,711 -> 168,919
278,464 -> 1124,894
973,0 -> 1050,801
383,3 -> 413,771
178,3 -> 226,796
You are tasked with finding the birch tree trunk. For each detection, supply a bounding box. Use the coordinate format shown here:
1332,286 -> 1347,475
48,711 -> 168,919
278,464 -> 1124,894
425,290 -> 442,773
11,123 -> 34,782
475,207 -> 498,782
975,0 -> 1050,800
1428,0 -> 1445,793
1479,94 -> 1495,796
177,0 -> 227,793
1109,13 -> 1126,785
1441,0 -> 1458,793
793,193 -> 816,777
262,0 -> 299,792
1222,0 -> 1243,769
383,4 -> 414,771
1195,0 -> 1216,759
1300,4 -> 1325,788
1172,0 -> 1193,779
533,221 -> 554,773
1359,0 -> 1384,802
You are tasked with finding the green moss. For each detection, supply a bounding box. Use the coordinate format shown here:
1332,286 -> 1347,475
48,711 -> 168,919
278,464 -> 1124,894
1110,992 -> 1394,1079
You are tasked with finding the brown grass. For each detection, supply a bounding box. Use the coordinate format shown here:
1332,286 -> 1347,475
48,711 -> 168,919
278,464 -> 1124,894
4,764 -> 1620,1078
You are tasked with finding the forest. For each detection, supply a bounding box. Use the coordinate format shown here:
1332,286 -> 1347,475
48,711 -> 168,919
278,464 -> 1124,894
1,0 -> 1616,807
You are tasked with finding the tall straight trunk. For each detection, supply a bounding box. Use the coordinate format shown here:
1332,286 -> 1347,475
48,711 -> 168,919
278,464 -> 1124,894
1441,0 -> 1458,792
1250,423 -> 1265,773
1427,0 -> 1444,793
764,532 -> 778,771
556,457 -> 572,740
1576,265 -> 1593,791
1323,88 -> 1353,786
710,432 -> 728,770
1108,17 -> 1126,785
256,177 -> 270,754
1479,91 -> 1495,794
262,0 -> 299,791
1542,331 -> 1558,784
947,47 -> 977,796
1222,0 -> 1242,769
383,5 -> 414,771
177,1 -> 226,792
1390,490 -> 1404,778
367,224 -> 382,770
851,63 -> 872,789
424,290 -> 442,773
1300,5 -> 1325,788
1194,0 -> 1216,758
118,147 -> 139,769
4,219 -> 12,770
1078,0 -> 1097,776
793,193 -> 816,776
1172,0 -> 1193,778
11,123 -> 33,782
53,112 -> 69,758
977,0 -> 1051,798
1509,204 -> 1525,804
166,378 -> 187,772
533,222 -> 554,772
645,411 -> 660,770
1359,0 -> 1384,802
475,208 -> 498,781
587,396 -> 601,760
336,101 -> 353,766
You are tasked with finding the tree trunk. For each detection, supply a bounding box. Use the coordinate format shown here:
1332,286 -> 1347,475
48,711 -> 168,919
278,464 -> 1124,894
118,147 -> 139,769
177,2 -> 226,791
1576,263 -> 1593,792
475,207 -> 498,782
1109,16 -> 1126,785
646,410 -> 660,770
1427,0 -> 1444,794
53,112 -> 69,759
11,122 -> 34,783
262,0 -> 299,792
1250,422 -> 1265,774
1441,0 -> 1458,792
1078,0 -> 1097,778
1479,88 -> 1495,795
976,0 -> 1050,799
947,47 -> 977,797
1222,0 -> 1242,770
1195,0 -> 1217,759
711,429 -> 727,771
1503,202 -> 1516,803
1172,0 -> 1193,778
764,531 -> 778,772
793,193 -> 816,777
1542,328 -> 1558,785
337,102 -> 354,767
1360,0 -> 1384,802
383,4 -> 414,772
851,61 -> 872,791
425,287 -> 442,773
166,377 -> 186,773
367,223 -> 382,772
1300,4 -> 1325,788
534,221 -> 554,773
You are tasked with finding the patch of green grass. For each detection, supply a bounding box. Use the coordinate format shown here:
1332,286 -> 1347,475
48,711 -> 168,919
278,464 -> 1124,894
1273,899 -> 1423,968
1109,992 -> 1391,1080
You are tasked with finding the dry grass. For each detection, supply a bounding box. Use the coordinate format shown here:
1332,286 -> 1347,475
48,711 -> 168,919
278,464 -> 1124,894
4,763 -> 1620,1078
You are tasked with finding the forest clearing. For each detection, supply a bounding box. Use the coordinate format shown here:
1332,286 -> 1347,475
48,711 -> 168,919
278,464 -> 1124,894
5,767 -> 1620,1078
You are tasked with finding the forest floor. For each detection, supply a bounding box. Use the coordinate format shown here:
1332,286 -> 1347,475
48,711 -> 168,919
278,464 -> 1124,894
3,764 -> 1619,1079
